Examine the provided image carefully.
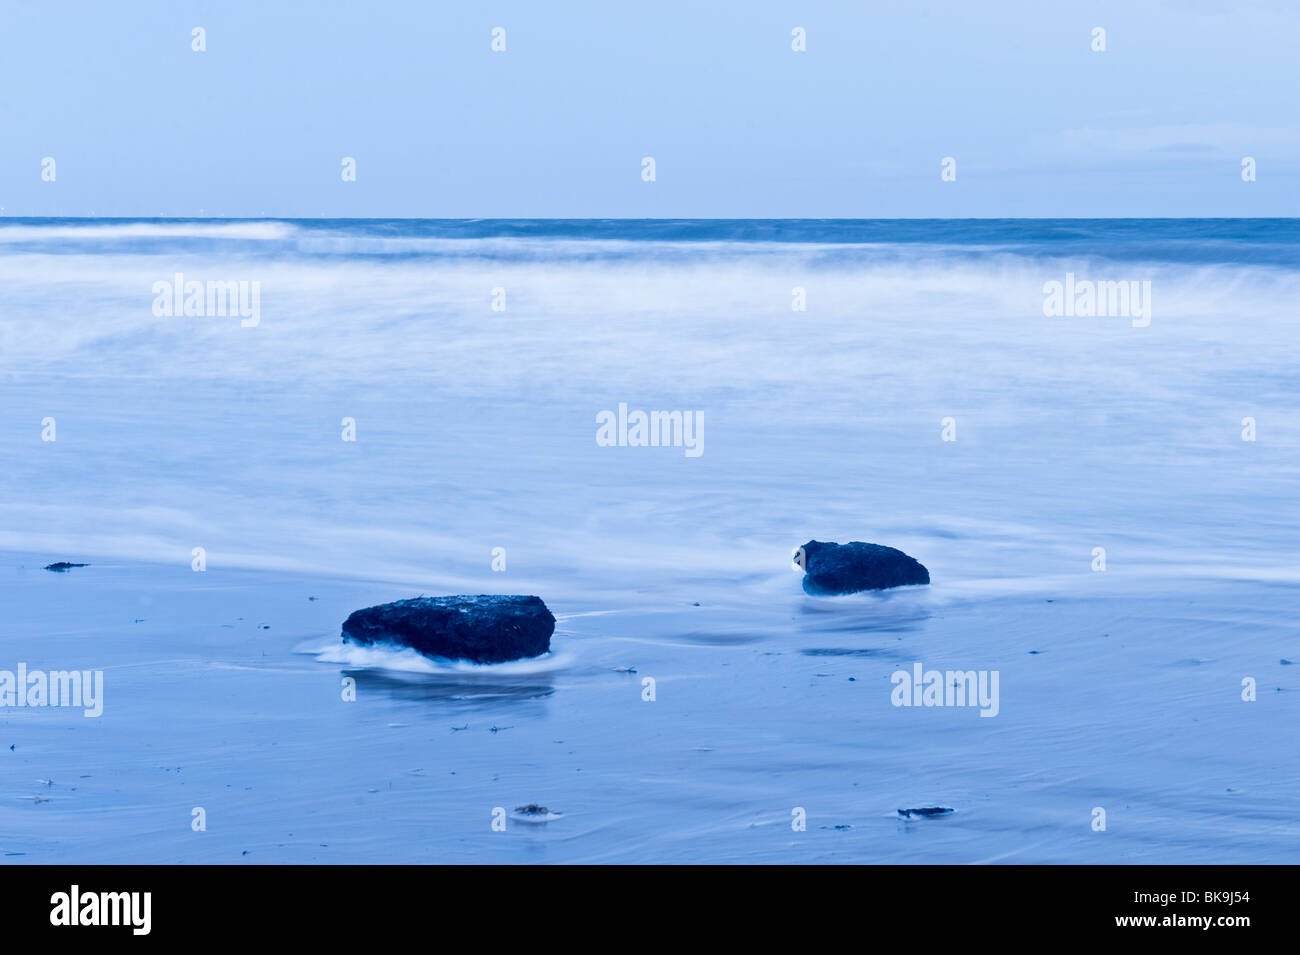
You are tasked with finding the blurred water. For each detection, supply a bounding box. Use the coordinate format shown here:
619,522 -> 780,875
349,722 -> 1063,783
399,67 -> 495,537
0,219 -> 1296,862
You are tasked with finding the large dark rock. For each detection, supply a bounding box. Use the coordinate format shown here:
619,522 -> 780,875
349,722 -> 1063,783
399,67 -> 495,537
796,540 -> 929,595
341,595 -> 555,663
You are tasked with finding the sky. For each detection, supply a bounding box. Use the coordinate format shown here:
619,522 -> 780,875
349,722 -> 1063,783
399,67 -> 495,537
0,0 -> 1297,218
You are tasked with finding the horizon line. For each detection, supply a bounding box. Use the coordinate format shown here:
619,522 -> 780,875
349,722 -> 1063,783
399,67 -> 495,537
1,215 -> 1298,222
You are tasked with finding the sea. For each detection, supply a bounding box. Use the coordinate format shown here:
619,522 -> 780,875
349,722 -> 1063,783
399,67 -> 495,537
0,218 -> 1296,862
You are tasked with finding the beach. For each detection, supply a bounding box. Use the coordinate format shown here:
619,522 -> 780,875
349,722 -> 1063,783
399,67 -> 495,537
1,218 -> 1297,862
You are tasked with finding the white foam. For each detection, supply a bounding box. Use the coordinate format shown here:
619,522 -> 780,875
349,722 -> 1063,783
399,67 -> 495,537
0,221 -> 297,241
295,637 -> 573,676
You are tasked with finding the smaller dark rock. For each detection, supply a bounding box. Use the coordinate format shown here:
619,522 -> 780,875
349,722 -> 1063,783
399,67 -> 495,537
44,562 -> 89,573
796,540 -> 929,595
898,807 -> 954,818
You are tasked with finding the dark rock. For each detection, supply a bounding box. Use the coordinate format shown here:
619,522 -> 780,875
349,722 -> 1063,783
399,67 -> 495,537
898,807 -> 953,818
341,595 -> 554,663
795,540 -> 928,595
43,562 -> 89,572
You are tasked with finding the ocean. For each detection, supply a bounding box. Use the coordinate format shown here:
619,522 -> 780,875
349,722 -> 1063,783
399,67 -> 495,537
1,218 -> 1297,862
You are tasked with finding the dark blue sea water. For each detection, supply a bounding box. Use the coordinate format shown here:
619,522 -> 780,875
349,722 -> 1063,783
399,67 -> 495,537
5,216 -> 1300,263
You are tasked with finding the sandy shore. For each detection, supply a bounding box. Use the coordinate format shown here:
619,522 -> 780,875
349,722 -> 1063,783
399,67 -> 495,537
2,550 -> 1295,863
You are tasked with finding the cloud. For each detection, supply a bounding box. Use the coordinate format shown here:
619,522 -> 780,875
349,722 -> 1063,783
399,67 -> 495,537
1057,123 -> 1300,156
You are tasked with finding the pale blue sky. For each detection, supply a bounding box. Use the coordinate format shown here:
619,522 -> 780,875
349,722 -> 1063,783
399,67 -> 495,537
1,0 -> 1296,217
